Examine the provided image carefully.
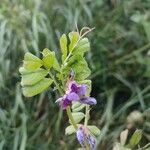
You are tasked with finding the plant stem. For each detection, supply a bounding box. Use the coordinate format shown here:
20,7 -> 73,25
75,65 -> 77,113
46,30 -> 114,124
66,106 -> 77,129
49,72 -> 64,95
84,105 -> 90,126
63,52 -> 72,67
84,105 -> 90,150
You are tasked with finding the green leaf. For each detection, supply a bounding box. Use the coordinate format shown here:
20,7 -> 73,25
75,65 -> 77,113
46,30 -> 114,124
19,67 -> 45,75
62,55 -> 91,82
23,52 -> 43,70
73,38 -> 90,55
60,34 -> 68,62
69,112 -> 85,124
52,52 -> 61,72
24,52 -> 42,62
19,67 -> 37,75
87,125 -> 100,136
65,125 -> 76,135
72,102 -> 86,112
22,78 -> 53,97
23,61 -> 42,71
73,104 -> 86,112
129,130 -> 142,147
72,102 -> 82,110
69,31 -> 79,52
42,48 -> 54,69
21,69 -> 48,86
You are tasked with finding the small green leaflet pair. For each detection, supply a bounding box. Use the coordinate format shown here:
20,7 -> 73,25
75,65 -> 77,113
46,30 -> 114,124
19,31 -> 91,97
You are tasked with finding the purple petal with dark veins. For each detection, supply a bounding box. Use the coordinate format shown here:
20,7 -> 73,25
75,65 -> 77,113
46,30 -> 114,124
80,97 -> 97,105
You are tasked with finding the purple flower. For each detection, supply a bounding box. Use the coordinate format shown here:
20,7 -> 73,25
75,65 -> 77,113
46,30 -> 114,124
68,81 -> 97,105
76,125 -> 96,150
56,80 -> 97,109
56,92 -> 79,109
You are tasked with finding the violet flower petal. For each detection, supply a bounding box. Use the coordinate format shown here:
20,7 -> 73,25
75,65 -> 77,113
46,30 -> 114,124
66,92 -> 80,101
76,127 -> 85,146
59,98 -> 71,110
68,81 -> 78,92
80,97 -> 97,105
77,84 -> 87,97
86,135 -> 96,150
56,95 -> 71,110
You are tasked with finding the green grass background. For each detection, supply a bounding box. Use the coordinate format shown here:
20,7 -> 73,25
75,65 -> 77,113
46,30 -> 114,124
0,0 -> 150,149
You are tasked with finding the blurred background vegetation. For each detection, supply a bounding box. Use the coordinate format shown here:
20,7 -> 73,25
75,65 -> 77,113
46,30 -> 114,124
0,0 -> 150,149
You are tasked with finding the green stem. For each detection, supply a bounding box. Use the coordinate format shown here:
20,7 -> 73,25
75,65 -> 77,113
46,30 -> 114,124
84,105 -> 90,150
84,105 -> 90,126
66,106 -> 77,129
63,52 -> 72,67
49,72 -> 64,95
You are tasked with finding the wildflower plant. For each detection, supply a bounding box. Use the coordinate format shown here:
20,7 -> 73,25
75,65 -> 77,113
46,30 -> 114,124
19,27 -> 100,149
